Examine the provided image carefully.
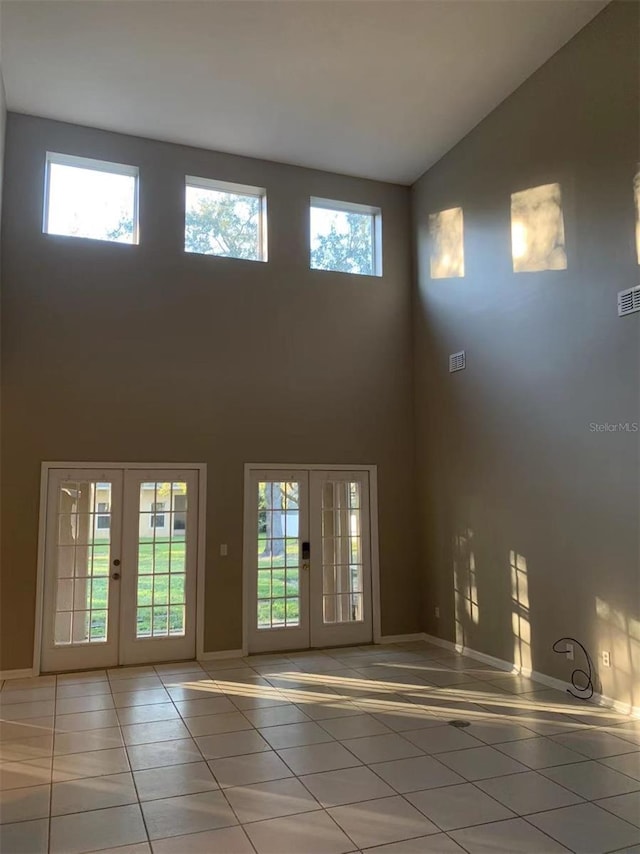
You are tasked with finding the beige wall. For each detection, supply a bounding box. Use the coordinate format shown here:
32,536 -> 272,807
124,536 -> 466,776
0,116 -> 418,668
0,10 -> 7,648
412,1 -> 640,708
0,4 -> 6,214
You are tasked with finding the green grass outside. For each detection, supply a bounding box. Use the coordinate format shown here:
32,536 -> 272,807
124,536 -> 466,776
87,535 -> 302,638
257,536 -> 299,626
86,537 -> 186,639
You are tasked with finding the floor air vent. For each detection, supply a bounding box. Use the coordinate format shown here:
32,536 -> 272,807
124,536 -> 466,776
618,285 -> 640,317
449,351 -> 466,373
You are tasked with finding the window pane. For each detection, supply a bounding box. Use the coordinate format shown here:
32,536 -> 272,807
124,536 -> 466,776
46,156 -> 137,244
185,180 -> 264,261
90,611 -> 108,643
257,599 -> 271,628
153,607 -> 169,636
138,576 -> 153,607
255,480 -> 301,630
310,201 -> 378,276
321,481 -> 364,624
169,574 -> 185,604
169,605 -> 185,635
53,480 -> 111,647
136,481 -> 188,638
137,608 -> 152,637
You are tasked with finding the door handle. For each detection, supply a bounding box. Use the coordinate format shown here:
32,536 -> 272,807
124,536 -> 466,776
112,572 -> 121,580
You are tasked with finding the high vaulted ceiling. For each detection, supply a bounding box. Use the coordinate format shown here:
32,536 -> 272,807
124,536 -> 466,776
1,0 -> 606,184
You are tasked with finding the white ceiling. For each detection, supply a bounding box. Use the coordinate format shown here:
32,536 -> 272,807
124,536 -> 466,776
1,0 -> 606,184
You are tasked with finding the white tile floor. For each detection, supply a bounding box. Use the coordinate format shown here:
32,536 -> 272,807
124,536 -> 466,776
1,641 -> 639,853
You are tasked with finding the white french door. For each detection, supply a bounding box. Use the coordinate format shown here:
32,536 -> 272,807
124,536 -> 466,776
40,466 -> 200,672
246,468 -> 373,654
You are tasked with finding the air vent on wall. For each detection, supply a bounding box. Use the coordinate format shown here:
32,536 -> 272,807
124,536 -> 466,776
618,285 -> 640,317
449,350 -> 466,373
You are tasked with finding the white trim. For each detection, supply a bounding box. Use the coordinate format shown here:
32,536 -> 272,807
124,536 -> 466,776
34,462 -> 207,675
186,175 -> 265,199
310,196 -> 380,217
41,462 -> 205,470
378,633 -> 426,644
242,463 -> 381,657
310,197 -> 382,277
32,467 -> 50,676
246,464 -> 377,471
46,151 -> 138,178
422,633 -> 513,673
0,669 -> 35,681
422,633 -> 640,720
44,152 -> 140,244
369,468 -> 382,644
242,464 -> 252,657
198,649 -> 244,662
185,175 -> 268,262
196,470 -> 208,661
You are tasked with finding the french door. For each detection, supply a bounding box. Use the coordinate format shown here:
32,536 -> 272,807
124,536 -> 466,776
246,468 -> 373,654
40,466 -> 200,672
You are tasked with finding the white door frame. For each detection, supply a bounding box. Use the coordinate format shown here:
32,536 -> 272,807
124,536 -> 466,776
242,463 -> 381,656
33,461 -> 207,675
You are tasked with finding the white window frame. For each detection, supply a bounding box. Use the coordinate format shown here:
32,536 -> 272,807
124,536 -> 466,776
43,151 -> 140,244
310,196 -> 382,277
185,175 -> 268,262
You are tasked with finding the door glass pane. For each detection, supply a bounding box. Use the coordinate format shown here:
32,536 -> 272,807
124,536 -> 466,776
136,481 -> 188,638
321,481 -> 363,623
257,481 -> 300,629
53,481 -> 111,645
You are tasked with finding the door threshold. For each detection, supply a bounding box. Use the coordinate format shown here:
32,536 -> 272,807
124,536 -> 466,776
47,658 -> 199,676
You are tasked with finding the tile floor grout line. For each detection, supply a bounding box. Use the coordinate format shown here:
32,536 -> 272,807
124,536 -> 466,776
157,661 -> 263,854
3,647 -> 640,854
535,759 -> 640,796
519,809 -> 603,853
122,665 -> 161,851
46,672 -> 57,854
592,755 -> 640,785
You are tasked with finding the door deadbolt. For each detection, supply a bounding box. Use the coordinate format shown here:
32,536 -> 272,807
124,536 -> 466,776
113,559 -> 121,566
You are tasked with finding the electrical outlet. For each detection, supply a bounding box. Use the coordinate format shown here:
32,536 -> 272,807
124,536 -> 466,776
602,650 -> 611,667
220,544 -> 228,557
435,606 -> 440,619
565,642 -> 574,661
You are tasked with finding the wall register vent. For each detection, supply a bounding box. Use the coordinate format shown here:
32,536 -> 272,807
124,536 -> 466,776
449,351 -> 466,373
618,285 -> 640,317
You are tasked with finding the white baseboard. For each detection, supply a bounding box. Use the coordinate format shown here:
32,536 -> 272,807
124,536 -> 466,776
0,668 -> 35,681
378,633 -> 427,644
198,649 -> 244,662
422,632 -> 640,719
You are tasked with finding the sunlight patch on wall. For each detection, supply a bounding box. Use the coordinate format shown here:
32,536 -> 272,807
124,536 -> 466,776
510,550 -> 531,672
511,183 -> 567,273
634,169 -> 640,264
453,529 -> 478,648
430,207 -> 464,279
595,596 -> 640,708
